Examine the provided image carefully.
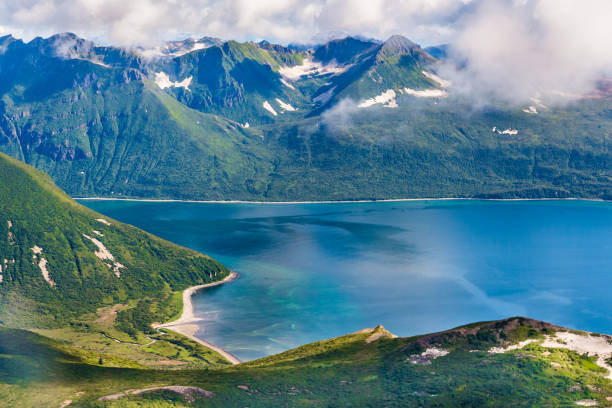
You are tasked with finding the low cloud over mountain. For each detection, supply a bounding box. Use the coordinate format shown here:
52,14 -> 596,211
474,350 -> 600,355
2,0 -> 612,104
442,0 -> 612,105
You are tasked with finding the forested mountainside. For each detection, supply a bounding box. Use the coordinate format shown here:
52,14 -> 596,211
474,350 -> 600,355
0,33 -> 609,201
0,152 -> 229,329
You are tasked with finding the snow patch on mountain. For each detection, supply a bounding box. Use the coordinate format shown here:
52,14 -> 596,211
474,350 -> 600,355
422,70 -> 451,88
358,89 -> 398,108
32,246 -> 55,287
1,258 -> 14,284
280,78 -> 296,90
154,72 -> 193,90
522,106 -> 538,114
263,101 -> 278,116
523,96 -> 548,114
7,220 -> 14,245
83,234 -> 124,278
400,88 -> 447,98
313,86 -> 336,105
492,126 -> 519,135
279,59 -> 347,81
275,98 -> 296,112
575,400 -> 599,407
408,347 -> 449,365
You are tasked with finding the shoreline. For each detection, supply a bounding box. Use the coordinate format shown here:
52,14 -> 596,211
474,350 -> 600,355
156,271 -> 241,365
74,196 -> 607,205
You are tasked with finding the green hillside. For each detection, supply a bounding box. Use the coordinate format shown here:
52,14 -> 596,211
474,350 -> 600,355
1,317 -> 611,407
0,151 -> 229,333
260,98 -> 612,200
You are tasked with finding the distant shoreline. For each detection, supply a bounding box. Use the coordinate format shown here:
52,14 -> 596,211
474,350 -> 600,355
74,196 -> 607,205
155,271 -> 241,365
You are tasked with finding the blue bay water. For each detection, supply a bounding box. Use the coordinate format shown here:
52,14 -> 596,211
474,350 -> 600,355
79,199 -> 612,361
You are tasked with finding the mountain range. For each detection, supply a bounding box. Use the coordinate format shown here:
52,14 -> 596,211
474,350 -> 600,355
0,32 -> 608,201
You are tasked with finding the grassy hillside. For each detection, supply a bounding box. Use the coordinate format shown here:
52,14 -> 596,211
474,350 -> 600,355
0,151 -> 230,332
1,317 -> 611,407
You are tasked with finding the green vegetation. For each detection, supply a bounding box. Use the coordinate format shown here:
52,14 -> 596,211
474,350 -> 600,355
0,33 -> 608,202
0,152 -> 229,328
0,34 -> 611,406
1,318 -> 611,407
0,152 -> 233,369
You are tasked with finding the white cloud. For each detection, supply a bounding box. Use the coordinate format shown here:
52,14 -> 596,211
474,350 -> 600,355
321,98 -> 359,131
441,0 -> 612,104
1,0 -> 612,106
0,0 -> 467,46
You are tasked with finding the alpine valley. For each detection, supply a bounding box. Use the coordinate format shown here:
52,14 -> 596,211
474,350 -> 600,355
0,33 -> 609,201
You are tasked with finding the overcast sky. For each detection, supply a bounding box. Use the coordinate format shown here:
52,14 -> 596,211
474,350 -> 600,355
0,0 -> 472,46
2,0 -> 612,105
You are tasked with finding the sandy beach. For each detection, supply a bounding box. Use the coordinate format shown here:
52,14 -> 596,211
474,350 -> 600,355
75,196 -> 606,205
156,271 -> 241,365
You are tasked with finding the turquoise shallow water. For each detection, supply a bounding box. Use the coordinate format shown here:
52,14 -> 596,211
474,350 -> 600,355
80,199 -> 612,361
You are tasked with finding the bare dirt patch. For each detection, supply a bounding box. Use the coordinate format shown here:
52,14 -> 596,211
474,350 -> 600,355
408,348 -> 450,365
365,325 -> 397,344
95,304 -> 125,325
82,233 -> 124,277
98,386 -> 213,402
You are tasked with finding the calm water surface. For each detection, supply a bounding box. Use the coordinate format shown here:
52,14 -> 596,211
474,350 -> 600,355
80,199 -> 612,361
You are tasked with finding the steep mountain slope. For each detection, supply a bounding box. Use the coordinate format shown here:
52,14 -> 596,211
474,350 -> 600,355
0,32 -> 609,201
157,40 -> 306,124
156,35 -> 436,123
0,152 -> 229,328
2,317 -> 612,407
312,36 -> 379,64
310,35 -> 439,111
261,97 -> 612,200
0,48 -> 276,200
